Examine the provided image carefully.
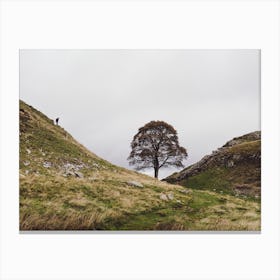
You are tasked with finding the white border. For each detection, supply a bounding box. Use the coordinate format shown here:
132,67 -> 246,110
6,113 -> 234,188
1,1 -> 279,280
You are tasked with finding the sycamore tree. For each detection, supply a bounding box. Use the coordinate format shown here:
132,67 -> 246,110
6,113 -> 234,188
128,121 -> 188,179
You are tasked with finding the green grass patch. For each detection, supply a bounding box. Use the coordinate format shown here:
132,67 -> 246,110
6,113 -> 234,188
183,167 -> 233,194
188,191 -> 222,209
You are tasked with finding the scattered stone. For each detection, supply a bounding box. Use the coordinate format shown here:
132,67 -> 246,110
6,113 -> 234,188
74,171 -> 84,178
61,162 -> 86,178
127,181 -> 143,188
64,163 -> 76,170
26,148 -> 31,154
65,170 -> 75,177
23,161 -> 30,166
226,160 -> 234,168
160,193 -> 168,201
25,170 -> 29,174
63,162 -> 86,171
179,189 -> 191,194
43,161 -> 52,168
19,173 -> 26,178
167,192 -> 174,200
160,192 -> 175,201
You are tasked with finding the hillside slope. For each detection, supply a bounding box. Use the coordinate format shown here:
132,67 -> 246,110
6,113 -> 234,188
164,132 -> 261,198
20,101 -> 260,230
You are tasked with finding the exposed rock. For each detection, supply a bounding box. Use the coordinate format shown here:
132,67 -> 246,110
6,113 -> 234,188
64,170 -> 75,177
223,131 -> 261,147
167,192 -> 174,200
23,161 -> 30,166
63,162 -> 85,171
61,162 -> 86,178
160,192 -> 174,201
43,161 -> 52,168
226,160 -> 234,168
74,171 -> 84,178
19,108 -> 31,133
179,189 -> 191,194
26,148 -> 31,154
160,193 -> 168,201
92,163 -> 100,168
65,170 -> 83,178
127,181 -> 143,188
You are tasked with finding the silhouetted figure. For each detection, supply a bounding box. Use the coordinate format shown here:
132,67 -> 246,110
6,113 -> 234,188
55,117 -> 59,125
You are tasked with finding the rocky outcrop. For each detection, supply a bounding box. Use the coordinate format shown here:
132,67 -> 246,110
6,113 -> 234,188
222,131 -> 261,147
164,131 -> 261,197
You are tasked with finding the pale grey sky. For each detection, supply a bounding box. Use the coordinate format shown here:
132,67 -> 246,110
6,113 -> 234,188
20,50 -> 260,179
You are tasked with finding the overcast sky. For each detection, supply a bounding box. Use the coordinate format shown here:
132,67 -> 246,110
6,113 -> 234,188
20,50 -> 260,179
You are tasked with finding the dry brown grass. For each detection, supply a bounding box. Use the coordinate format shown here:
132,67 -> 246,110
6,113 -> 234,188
20,171 -> 260,230
19,168 -> 190,230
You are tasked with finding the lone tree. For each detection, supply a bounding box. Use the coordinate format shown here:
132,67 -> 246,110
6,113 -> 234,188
128,121 -> 188,179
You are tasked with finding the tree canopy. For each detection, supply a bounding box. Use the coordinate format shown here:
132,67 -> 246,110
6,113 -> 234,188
128,121 -> 188,178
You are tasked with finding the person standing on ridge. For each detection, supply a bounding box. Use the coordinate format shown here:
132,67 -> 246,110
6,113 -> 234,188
55,117 -> 59,125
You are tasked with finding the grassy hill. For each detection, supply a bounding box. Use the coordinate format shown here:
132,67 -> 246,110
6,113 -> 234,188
20,100 -> 260,231
164,132 -> 261,199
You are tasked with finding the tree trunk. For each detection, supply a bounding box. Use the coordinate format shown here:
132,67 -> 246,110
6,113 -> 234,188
153,156 -> 159,179
154,167 -> 159,179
